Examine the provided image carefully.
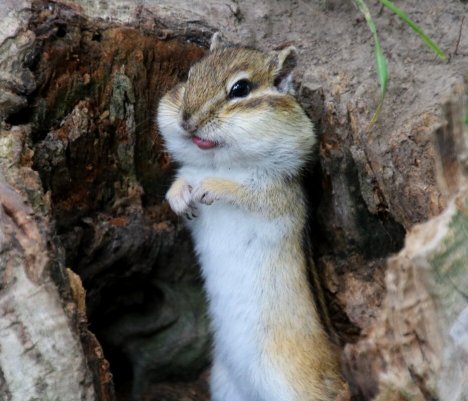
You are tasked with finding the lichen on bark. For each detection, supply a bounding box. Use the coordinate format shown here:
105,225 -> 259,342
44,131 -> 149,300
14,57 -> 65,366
0,0 -> 467,400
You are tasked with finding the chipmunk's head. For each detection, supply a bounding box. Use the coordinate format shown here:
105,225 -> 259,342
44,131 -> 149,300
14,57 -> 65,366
157,33 -> 315,175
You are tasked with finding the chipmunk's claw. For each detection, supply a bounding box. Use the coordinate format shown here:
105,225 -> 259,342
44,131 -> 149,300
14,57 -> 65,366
192,183 -> 218,206
184,206 -> 198,220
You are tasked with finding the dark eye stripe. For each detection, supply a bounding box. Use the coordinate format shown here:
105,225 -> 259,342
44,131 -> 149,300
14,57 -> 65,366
222,95 -> 295,115
229,79 -> 251,99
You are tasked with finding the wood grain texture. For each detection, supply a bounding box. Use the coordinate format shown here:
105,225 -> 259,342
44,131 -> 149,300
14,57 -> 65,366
1,0 -> 467,400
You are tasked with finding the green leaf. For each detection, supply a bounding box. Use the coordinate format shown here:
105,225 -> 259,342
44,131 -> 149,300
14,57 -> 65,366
374,41 -> 388,97
464,113 -> 468,125
378,0 -> 447,60
354,0 -> 388,126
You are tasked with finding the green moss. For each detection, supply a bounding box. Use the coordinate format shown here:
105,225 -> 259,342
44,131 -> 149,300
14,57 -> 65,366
0,134 -> 14,160
399,388 -> 416,401
109,72 -> 135,123
429,200 -> 468,323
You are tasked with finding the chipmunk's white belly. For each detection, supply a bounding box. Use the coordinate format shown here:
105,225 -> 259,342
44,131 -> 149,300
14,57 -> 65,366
191,203 -> 271,346
189,203 -> 294,400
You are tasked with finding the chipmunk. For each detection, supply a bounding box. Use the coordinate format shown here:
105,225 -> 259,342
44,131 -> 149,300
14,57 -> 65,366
157,33 -> 345,401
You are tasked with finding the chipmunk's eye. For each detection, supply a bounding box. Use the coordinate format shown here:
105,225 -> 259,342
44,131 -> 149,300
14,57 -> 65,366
229,79 -> 251,99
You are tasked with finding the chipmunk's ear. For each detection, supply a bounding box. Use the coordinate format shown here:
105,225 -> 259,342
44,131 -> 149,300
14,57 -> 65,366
271,46 -> 298,94
210,32 -> 228,51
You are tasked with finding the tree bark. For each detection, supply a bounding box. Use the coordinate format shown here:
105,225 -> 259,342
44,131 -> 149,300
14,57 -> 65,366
0,131 -> 114,400
344,81 -> 468,401
0,1 -> 466,400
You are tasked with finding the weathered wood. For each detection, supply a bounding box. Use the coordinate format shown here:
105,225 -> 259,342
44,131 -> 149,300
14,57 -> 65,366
0,128 -> 112,400
344,80 -> 468,401
0,178 -> 97,401
1,0 -> 467,400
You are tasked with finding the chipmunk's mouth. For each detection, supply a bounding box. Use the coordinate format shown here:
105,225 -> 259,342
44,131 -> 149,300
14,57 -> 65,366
192,135 -> 218,150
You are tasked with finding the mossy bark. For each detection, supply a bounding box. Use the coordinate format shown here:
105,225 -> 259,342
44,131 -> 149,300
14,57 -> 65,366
0,1 -> 467,400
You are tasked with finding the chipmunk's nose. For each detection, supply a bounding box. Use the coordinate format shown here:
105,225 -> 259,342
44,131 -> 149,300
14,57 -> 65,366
180,117 -> 197,134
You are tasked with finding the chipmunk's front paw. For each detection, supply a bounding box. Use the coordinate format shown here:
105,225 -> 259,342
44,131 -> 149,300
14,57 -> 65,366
166,177 -> 197,217
192,178 -> 239,206
192,181 -> 219,205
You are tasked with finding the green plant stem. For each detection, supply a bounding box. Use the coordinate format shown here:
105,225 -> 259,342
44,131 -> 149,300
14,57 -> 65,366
378,0 -> 447,60
354,0 -> 388,127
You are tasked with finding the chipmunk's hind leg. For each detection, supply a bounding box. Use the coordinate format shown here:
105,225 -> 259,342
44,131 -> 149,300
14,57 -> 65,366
210,361 -> 247,401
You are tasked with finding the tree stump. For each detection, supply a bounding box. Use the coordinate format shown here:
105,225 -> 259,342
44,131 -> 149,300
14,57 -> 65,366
0,1 -> 466,400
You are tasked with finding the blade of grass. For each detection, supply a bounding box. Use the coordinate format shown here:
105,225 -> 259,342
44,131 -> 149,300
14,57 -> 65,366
354,0 -> 388,126
378,0 -> 447,60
